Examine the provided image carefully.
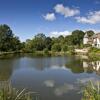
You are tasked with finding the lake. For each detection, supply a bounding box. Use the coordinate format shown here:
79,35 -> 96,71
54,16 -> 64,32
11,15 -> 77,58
0,54 -> 100,100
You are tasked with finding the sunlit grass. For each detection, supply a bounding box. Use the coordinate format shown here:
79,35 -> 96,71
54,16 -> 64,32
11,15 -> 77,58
0,82 -> 39,100
82,81 -> 100,100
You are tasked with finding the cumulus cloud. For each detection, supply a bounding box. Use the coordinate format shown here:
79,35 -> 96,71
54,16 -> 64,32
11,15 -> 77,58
43,13 -> 56,21
54,4 -> 80,17
95,0 -> 100,4
75,11 -> 100,24
49,30 -> 71,37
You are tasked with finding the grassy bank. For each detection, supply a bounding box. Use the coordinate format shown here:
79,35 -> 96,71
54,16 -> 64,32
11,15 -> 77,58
88,47 -> 100,60
0,82 -> 39,100
0,50 -> 75,58
82,81 -> 100,100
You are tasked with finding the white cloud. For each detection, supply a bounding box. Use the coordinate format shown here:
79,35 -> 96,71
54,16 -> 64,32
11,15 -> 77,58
49,30 -> 71,37
95,0 -> 100,4
84,29 -> 100,33
54,4 -> 80,17
75,11 -> 100,24
43,13 -> 56,21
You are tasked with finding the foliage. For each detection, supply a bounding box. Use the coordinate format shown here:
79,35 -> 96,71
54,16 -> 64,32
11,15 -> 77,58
72,30 -> 85,46
51,43 -> 61,52
88,47 -> 100,60
0,24 -> 21,52
43,48 -> 49,55
86,30 -> 95,37
45,37 -> 52,50
82,81 -> 100,100
62,45 -> 68,52
0,24 -> 97,54
89,47 -> 100,53
64,35 -> 73,45
0,83 -> 39,100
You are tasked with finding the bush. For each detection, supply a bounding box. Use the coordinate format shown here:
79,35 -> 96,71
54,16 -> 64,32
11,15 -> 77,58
82,81 -> 100,100
0,83 -> 39,100
62,45 -> 68,52
89,47 -> 100,53
51,43 -> 61,52
43,48 -> 49,54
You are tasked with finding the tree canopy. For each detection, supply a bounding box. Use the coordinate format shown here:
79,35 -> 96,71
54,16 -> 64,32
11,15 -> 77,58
0,24 -> 96,52
0,24 -> 21,52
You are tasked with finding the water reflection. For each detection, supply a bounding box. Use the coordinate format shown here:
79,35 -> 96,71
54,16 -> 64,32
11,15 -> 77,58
65,59 -> 84,73
0,55 -> 99,100
65,58 -> 100,75
83,61 -> 100,75
0,60 -> 13,81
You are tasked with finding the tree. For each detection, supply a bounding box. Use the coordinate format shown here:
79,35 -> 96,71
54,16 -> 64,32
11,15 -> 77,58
0,24 -> 21,52
72,30 -> 85,45
34,33 -> 46,51
62,45 -> 68,52
45,37 -> 52,50
25,39 -> 33,52
11,36 -> 21,51
65,35 -> 73,45
86,30 -> 95,37
51,43 -> 61,52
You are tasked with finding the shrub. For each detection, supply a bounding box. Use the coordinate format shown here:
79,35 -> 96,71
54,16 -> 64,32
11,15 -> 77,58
0,83 -> 39,100
51,43 -> 61,52
82,81 -> 100,100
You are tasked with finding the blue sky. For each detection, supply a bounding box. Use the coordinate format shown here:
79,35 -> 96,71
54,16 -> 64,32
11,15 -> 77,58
0,0 -> 100,41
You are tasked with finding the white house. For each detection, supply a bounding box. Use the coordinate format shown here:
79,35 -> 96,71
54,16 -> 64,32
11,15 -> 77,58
83,33 -> 89,44
83,33 -> 100,48
92,33 -> 100,48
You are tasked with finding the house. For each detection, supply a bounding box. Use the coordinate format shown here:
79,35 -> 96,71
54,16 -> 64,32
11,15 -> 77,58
92,33 -> 100,48
83,33 -> 100,48
83,61 -> 100,75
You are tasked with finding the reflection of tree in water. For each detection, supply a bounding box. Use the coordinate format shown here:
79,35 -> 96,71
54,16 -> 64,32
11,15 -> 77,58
65,56 -> 100,75
0,60 -> 13,81
83,61 -> 100,75
65,58 -> 84,73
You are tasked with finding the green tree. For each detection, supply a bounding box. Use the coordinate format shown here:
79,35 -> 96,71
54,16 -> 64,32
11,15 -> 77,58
45,37 -> 52,50
62,45 -> 68,52
51,43 -> 61,52
0,24 -> 21,52
86,30 -> 95,37
34,33 -> 46,51
72,30 -> 85,45
65,35 -> 73,45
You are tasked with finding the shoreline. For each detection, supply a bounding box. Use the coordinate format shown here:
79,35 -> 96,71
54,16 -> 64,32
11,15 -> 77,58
0,50 -> 100,60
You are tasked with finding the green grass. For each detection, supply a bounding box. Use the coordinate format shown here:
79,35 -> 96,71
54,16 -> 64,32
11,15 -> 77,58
0,83 -> 39,100
82,81 -> 100,100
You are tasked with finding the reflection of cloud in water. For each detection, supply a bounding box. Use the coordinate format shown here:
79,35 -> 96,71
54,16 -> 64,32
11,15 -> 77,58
54,83 -> 74,96
43,79 -> 77,96
50,65 -> 69,71
43,80 -> 55,88
77,77 -> 99,84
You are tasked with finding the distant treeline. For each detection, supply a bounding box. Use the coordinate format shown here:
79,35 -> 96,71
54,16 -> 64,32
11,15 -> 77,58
0,24 -> 95,52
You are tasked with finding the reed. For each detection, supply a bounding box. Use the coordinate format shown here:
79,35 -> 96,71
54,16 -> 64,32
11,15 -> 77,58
82,81 -> 100,100
0,82 -> 39,100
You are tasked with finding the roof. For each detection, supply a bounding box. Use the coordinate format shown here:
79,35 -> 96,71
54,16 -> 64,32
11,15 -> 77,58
92,33 -> 100,39
84,33 -> 89,38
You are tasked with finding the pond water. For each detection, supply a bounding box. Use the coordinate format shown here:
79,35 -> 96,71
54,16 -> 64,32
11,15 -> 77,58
0,54 -> 100,100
